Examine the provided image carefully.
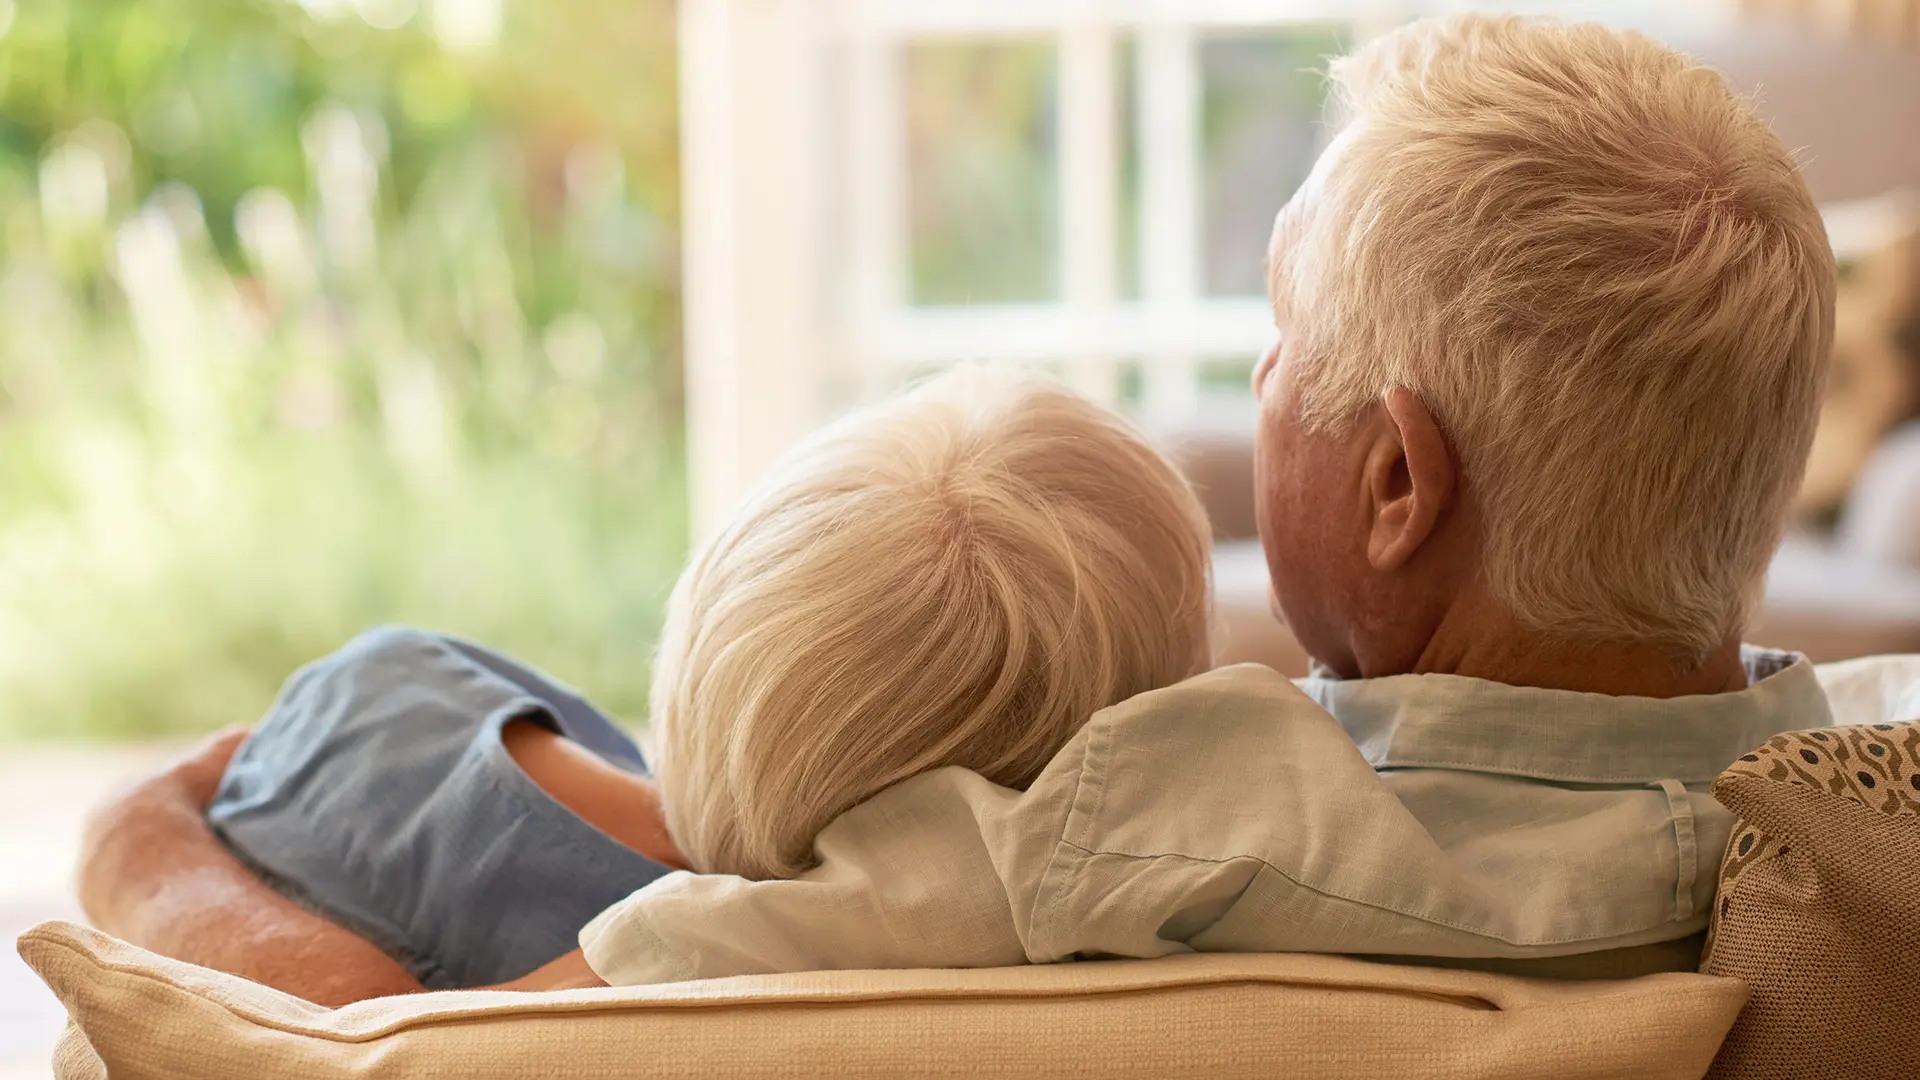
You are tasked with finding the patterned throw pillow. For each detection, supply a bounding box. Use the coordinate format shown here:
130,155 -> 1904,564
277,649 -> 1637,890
1702,722 -> 1920,1080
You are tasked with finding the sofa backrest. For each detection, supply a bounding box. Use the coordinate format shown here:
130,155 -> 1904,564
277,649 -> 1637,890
20,920 -> 1747,1080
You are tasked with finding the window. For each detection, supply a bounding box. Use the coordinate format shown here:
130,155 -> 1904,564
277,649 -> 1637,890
678,0 -> 1719,533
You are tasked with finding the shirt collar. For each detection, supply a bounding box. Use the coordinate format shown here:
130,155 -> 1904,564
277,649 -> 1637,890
1297,646 -> 1831,785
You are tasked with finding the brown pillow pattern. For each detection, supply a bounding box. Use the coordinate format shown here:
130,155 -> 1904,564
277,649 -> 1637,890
1702,721 -> 1920,1080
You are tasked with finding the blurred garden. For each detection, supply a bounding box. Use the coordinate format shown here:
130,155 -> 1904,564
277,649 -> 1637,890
0,0 -> 685,738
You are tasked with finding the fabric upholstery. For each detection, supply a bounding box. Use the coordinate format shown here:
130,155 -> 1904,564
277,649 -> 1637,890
20,920 -> 1747,1080
1702,720 -> 1920,1080
1839,422 -> 1920,568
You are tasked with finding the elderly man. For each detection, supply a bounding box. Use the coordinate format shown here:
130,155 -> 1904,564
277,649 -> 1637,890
77,13 -> 1880,1002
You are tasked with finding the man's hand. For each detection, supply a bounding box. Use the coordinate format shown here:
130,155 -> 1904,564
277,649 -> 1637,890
75,726 -> 425,1007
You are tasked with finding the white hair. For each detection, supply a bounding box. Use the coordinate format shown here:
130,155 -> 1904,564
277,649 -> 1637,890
651,367 -> 1213,879
1273,13 -> 1836,662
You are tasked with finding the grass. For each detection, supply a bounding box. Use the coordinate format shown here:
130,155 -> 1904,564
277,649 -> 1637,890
0,431 -> 687,739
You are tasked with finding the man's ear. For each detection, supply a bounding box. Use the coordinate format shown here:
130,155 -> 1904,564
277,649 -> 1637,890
1363,387 -> 1456,572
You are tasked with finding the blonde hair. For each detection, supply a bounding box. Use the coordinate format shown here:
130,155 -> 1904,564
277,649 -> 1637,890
1274,14 -> 1835,661
651,368 -> 1213,879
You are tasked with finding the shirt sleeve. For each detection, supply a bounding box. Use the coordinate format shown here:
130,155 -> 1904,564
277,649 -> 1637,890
576,665 -> 1356,985
578,761 -> 1078,986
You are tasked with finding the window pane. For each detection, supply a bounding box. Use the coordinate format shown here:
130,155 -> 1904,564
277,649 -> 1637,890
1115,36 -> 1140,303
1200,27 -> 1349,298
1198,356 -> 1257,398
906,41 -> 1059,305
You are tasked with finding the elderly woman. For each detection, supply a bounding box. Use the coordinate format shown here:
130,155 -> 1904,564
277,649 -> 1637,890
79,13 -> 1869,1000
90,369 -> 1216,996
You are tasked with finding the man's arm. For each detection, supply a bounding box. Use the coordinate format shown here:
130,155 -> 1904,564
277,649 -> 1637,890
491,947 -> 606,991
76,728 -> 426,1007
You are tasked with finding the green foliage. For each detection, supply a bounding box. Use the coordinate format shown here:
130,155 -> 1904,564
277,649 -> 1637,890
907,41 -> 1060,305
0,0 -> 686,738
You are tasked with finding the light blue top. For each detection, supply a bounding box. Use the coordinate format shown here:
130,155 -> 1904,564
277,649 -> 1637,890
208,627 -> 673,989
580,648 -> 1860,986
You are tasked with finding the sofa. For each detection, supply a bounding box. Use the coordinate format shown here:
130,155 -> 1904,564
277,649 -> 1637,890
20,708 -> 1919,1079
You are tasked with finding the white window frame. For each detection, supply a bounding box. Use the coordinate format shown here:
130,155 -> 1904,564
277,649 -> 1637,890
677,0 -> 1727,536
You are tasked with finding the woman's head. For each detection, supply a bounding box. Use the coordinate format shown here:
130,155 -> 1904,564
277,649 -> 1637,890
651,367 -> 1213,879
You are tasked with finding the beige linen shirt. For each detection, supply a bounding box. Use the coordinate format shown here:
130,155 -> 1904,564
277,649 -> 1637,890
581,651 -> 1920,986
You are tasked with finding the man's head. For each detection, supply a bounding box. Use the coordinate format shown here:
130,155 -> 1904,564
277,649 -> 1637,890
1255,14 -> 1836,678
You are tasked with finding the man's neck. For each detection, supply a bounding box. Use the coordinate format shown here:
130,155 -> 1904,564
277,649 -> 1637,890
1406,597 -> 1749,699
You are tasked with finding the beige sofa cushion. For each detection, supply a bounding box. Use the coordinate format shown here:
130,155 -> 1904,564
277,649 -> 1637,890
1701,721 -> 1920,1080
20,920 -> 1746,1080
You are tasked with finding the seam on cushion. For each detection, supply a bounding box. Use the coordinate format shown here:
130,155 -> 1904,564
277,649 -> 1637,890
29,932 -> 1639,1046
1366,757 -> 1735,786
1054,844 -> 1703,951
28,928 -> 1748,1045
